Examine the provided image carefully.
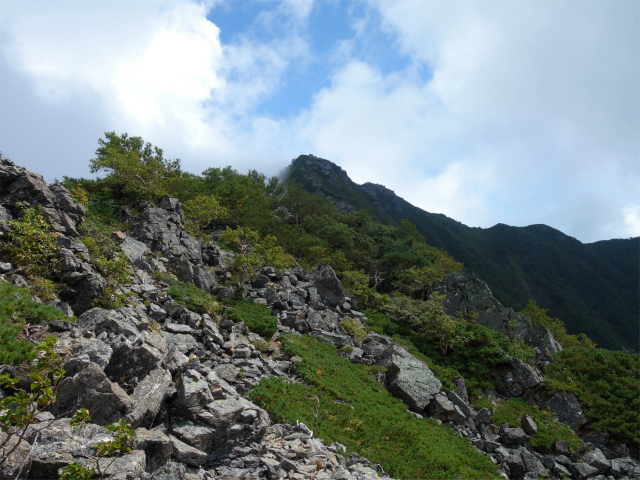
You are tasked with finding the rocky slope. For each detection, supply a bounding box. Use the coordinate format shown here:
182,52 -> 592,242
0,159 -> 638,480
283,154 -> 640,352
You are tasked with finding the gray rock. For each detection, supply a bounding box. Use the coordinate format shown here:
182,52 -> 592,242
498,356 -> 544,397
568,461 -> 600,479
521,415 -> 538,435
120,235 -> 151,264
474,407 -> 492,426
175,371 -> 215,420
57,334 -> 113,374
310,263 -> 346,308
447,390 -> 475,419
169,434 -> 207,467
77,308 -> 141,341
104,341 -> 165,385
0,432 -> 30,479
127,369 -> 172,428
544,391 -> 587,432
171,417 -> 220,451
581,447 -> 611,475
165,332 -> 198,355
383,350 -> 442,412
133,428 -> 173,472
521,451 -> 546,478
52,362 -> 132,425
501,427 -> 529,446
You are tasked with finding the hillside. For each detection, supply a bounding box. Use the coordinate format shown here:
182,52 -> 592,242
1,146 -> 639,479
283,155 -> 640,351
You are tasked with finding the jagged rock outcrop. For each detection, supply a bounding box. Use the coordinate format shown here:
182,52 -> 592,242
429,271 -> 562,364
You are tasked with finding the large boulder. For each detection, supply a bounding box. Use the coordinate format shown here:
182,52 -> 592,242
543,391 -> 587,433
494,356 -> 544,398
310,263 -> 346,308
380,346 -> 442,412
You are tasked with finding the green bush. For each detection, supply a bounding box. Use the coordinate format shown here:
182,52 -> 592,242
0,282 -> 71,365
249,335 -> 500,480
520,300 -> 596,349
340,317 -> 367,341
154,272 -> 220,317
226,300 -> 277,339
492,398 -> 582,453
0,202 -> 61,280
544,347 -> 640,448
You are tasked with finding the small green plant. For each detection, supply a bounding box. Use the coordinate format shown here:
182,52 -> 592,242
520,300 -> 596,349
252,338 -> 269,352
340,317 -> 367,341
226,300 -> 278,339
0,337 -> 66,471
60,412 -> 135,480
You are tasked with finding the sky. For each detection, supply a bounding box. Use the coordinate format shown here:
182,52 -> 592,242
0,0 -> 638,243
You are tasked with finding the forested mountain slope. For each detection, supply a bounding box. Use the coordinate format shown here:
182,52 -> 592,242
284,155 -> 639,351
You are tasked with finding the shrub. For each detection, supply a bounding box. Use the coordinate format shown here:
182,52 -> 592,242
0,282 -> 71,365
218,227 -> 295,284
226,300 -> 277,339
80,214 -> 131,309
182,195 -> 227,236
520,300 -> 596,349
0,202 -> 61,279
154,272 -> 220,317
60,412 -> 135,480
249,335 -> 500,479
492,397 -> 581,453
90,132 -> 181,199
340,317 -> 367,341
544,347 -> 640,448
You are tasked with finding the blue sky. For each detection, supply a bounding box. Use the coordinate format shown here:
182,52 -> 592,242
0,0 -> 638,243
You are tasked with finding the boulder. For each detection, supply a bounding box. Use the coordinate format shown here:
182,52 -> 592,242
543,391 -> 587,432
496,356 -> 544,397
382,348 -> 442,412
310,263 -> 345,308
132,428 -> 173,472
127,369 -> 172,428
52,362 -> 132,425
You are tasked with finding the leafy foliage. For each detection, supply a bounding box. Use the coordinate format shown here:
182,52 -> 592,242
0,282 -> 71,365
226,300 -> 278,339
218,226 -> 295,284
80,213 -> 131,309
90,132 -> 181,199
544,347 -> 640,448
492,398 -> 582,453
0,202 -> 61,295
249,335 -> 500,479
182,194 -> 227,235
339,317 -> 367,341
60,411 -> 135,480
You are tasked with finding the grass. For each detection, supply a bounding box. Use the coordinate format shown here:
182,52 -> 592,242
492,397 -> 582,454
249,334 -> 500,480
543,347 -> 640,449
0,282 -> 72,365
225,300 -> 278,339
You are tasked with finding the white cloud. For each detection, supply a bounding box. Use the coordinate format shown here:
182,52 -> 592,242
623,204 -> 640,238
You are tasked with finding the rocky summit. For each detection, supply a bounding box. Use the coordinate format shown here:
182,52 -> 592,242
0,158 -> 638,480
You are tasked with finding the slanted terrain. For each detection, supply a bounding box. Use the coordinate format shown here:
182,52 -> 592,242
0,135 -> 638,480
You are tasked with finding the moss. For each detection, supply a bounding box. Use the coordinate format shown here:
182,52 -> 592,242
226,300 -> 277,339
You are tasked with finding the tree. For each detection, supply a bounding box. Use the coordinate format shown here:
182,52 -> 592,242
90,132 -> 181,199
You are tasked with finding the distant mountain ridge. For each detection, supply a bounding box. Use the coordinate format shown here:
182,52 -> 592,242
284,154 -> 640,351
